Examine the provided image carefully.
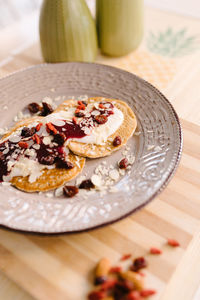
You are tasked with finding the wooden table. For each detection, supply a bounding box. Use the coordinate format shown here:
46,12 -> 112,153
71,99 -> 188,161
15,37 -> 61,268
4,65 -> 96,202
0,6 -> 200,300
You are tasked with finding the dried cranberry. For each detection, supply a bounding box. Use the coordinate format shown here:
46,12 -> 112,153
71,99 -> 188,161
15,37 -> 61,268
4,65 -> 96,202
140,289 -> 157,297
131,257 -> 147,272
150,247 -> 162,255
21,127 -> 36,137
119,158 -> 129,169
120,254 -> 132,261
56,159 -> 74,169
94,115 -> 108,124
39,155 -> 55,165
94,276 -> 107,285
79,179 -> 94,190
75,111 -> 85,118
53,133 -> 65,145
40,102 -> 53,116
167,239 -> 180,247
113,136 -> 122,147
18,141 -> 29,149
63,185 -> 78,198
88,290 -> 106,300
28,102 -> 41,114
126,290 -> 142,300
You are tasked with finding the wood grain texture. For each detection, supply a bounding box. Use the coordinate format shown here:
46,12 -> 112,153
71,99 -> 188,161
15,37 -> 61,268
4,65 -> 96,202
0,6 -> 200,298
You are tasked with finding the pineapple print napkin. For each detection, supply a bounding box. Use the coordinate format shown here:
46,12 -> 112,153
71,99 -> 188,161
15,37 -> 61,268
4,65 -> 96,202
97,8 -> 200,92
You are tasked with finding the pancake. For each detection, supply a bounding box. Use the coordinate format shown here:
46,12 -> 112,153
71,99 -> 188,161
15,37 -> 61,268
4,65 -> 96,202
55,97 -> 137,158
0,118 -> 85,192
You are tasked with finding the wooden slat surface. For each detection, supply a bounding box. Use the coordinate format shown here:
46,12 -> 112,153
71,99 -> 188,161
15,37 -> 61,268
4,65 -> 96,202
0,5 -> 200,300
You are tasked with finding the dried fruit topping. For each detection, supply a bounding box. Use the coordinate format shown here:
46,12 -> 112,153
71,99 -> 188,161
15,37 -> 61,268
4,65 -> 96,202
57,146 -> 64,155
53,133 -> 65,145
99,103 -> 105,109
113,136 -> 122,147
79,179 -> 95,190
115,279 -> 134,293
77,101 -> 86,110
63,185 -> 79,198
40,102 -> 53,116
88,290 -> 106,300
140,289 -> 157,297
72,117 -> 77,124
167,239 -> 180,247
120,254 -> 132,261
18,141 -> 29,149
119,158 -> 129,169
109,266 -> 122,274
56,159 -> 74,170
39,155 -> 55,165
46,122 -> 57,135
21,127 -> 36,137
36,123 -> 43,132
75,110 -> 85,118
95,276 -> 107,285
131,257 -> 147,272
0,152 -> 5,161
28,102 -> 41,114
126,290 -> 142,300
94,115 -> 108,124
100,279 -> 117,291
32,134 -> 41,144
150,248 -> 162,255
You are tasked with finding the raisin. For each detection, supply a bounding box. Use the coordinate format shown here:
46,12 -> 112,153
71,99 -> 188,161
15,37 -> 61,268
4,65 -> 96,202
94,276 -> 107,285
63,185 -> 78,198
115,280 -> 134,293
100,279 -> 117,291
75,111 -> 85,118
88,290 -> 106,300
119,158 -> 129,169
79,179 -> 94,190
0,151 -> 5,161
21,127 -> 36,137
53,133 -> 65,145
113,136 -> 122,147
40,102 -> 53,116
28,102 -> 41,114
39,155 -> 55,165
56,159 -> 74,169
131,257 -> 147,272
94,115 -> 108,124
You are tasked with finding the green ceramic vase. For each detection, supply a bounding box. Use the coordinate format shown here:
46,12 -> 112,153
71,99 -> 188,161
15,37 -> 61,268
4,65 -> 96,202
39,0 -> 98,62
96,0 -> 144,57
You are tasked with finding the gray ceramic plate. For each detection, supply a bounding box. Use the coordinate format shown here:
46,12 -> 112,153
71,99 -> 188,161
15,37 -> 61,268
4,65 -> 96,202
0,63 -> 182,234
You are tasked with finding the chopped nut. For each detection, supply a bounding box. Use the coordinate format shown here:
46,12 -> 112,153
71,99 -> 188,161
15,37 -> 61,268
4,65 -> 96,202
95,258 -> 111,285
120,271 -> 144,291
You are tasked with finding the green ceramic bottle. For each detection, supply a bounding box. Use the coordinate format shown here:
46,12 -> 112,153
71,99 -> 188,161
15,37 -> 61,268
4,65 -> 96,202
96,0 -> 144,57
39,0 -> 98,62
